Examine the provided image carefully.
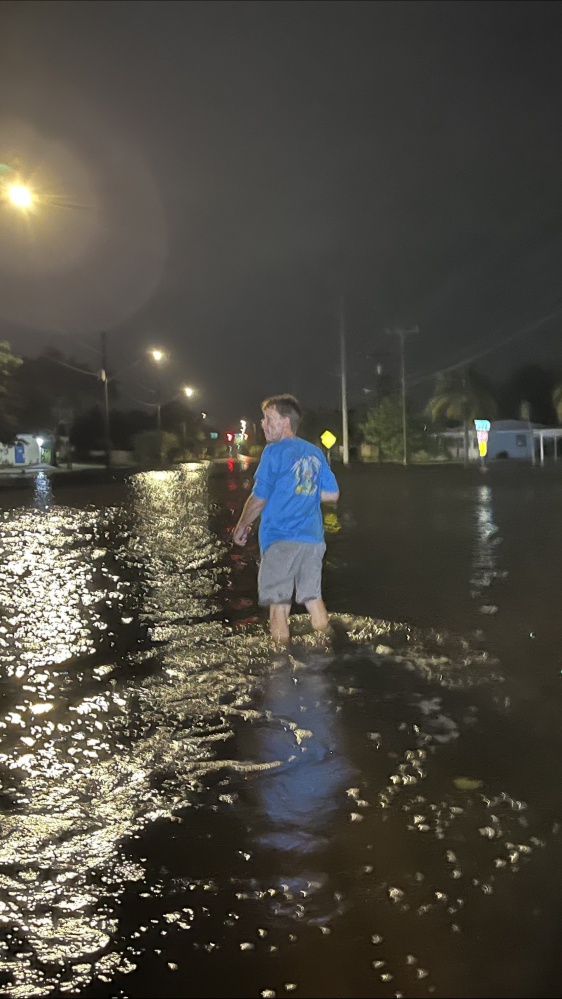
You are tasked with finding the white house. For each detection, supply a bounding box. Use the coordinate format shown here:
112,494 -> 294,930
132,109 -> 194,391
0,434 -> 44,467
439,420 -> 541,462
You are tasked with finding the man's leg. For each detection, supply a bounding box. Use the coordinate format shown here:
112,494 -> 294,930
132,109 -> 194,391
269,603 -> 291,643
296,543 -> 330,634
258,543 -> 299,643
304,598 -> 329,633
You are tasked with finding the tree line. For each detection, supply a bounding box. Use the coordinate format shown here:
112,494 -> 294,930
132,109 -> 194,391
0,341 -> 209,461
2,339 -> 562,463
302,363 -> 562,462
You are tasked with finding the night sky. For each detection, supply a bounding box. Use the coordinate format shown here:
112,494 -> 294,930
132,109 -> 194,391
1,0 -> 562,425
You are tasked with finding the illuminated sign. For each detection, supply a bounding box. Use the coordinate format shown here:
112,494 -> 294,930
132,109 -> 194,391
474,419 -> 491,458
320,430 -> 337,450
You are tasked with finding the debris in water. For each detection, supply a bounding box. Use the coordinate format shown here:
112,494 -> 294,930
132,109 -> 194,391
453,777 -> 483,791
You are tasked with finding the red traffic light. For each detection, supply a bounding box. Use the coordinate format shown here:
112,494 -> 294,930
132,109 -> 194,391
225,432 -> 234,443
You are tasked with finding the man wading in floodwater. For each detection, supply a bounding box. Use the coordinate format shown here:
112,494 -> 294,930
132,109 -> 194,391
233,394 -> 340,644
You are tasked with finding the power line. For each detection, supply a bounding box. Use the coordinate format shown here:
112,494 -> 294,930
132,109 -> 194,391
39,355 -> 99,378
117,385 -> 158,408
70,334 -> 101,357
407,306 -> 562,389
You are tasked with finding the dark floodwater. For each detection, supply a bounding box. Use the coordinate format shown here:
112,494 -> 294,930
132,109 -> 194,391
1,461 -> 562,999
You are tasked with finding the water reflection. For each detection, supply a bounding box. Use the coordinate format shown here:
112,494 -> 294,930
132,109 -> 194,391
0,497 -> 141,994
0,468 -> 559,998
130,465 -> 224,632
251,659 -> 355,856
0,465 -> 237,996
33,470 -> 53,511
470,484 -> 504,614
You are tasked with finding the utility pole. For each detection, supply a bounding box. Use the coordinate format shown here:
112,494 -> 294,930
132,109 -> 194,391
156,367 -> 163,465
340,297 -> 349,465
389,326 -> 419,466
100,331 -> 111,468
461,366 -> 469,467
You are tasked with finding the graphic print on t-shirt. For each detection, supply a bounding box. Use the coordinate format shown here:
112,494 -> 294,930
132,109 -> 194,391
292,454 -> 321,495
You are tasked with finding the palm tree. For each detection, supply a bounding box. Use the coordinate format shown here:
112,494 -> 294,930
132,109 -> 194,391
427,367 -> 497,464
553,383 -> 562,424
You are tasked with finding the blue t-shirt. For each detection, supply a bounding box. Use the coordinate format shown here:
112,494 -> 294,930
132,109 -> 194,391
252,437 -> 339,552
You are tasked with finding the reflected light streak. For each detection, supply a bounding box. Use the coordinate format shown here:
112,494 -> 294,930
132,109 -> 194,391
0,466 -> 540,999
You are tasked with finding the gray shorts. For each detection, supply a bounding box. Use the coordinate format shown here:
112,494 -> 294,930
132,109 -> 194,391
258,541 -> 326,606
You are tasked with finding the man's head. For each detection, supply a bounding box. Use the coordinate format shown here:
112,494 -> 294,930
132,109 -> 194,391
261,394 -> 301,442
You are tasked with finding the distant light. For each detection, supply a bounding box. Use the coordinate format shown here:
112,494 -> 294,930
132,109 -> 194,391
7,183 -> 33,208
183,386 -> 194,398
226,432 -> 234,442
210,432 -> 218,439
150,349 -> 165,363
201,412 -> 207,419
36,436 -> 44,447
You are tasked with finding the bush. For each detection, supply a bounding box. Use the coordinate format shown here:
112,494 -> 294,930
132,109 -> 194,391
132,430 -> 180,467
360,396 -> 424,462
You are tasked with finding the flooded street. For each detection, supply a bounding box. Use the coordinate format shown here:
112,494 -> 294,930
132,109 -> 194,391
1,461 -> 562,998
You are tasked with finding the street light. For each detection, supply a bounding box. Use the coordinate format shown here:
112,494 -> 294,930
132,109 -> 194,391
148,349 -> 167,465
6,183 -> 33,209
183,385 -> 194,398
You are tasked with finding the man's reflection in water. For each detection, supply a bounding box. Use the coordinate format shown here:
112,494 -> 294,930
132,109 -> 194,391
243,656 -> 357,917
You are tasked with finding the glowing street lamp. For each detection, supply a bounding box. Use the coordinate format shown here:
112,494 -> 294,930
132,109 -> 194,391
183,385 -> 194,398
150,348 -> 165,364
6,183 -> 33,209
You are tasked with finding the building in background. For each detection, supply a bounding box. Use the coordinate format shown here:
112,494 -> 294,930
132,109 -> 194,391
0,434 -> 51,467
439,420 -> 539,462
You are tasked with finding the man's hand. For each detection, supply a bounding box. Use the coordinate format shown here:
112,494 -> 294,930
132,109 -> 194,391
232,492 -> 267,545
233,523 -> 251,546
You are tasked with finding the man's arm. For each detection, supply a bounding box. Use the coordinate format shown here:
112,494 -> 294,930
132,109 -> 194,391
233,492 -> 267,546
319,452 -> 339,504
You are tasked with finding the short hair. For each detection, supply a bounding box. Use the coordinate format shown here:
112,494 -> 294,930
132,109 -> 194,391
261,394 -> 301,432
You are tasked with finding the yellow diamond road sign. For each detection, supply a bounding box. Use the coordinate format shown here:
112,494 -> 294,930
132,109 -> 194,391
321,430 -> 337,450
